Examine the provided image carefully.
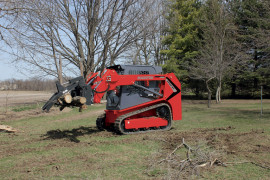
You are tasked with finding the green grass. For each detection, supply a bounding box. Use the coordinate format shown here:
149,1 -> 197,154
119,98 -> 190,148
12,104 -> 41,112
179,101 -> 270,133
0,100 -> 270,179
205,163 -> 270,180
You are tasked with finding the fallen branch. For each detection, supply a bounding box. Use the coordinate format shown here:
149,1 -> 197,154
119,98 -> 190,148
170,142 -> 183,157
196,162 -> 209,168
183,138 -> 193,152
158,138 -> 192,164
152,138 -> 225,179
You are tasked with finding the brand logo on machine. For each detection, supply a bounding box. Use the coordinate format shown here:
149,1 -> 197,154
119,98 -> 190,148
106,76 -> 111,81
137,76 -> 154,80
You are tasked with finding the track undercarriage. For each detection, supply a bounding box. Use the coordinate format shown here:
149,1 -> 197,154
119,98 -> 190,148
97,103 -> 172,135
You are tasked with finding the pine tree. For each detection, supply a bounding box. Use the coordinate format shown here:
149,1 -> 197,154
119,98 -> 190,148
161,0 -> 202,89
232,0 -> 270,97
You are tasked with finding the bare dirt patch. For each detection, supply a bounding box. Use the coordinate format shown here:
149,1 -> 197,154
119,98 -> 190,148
145,127 -> 270,178
153,128 -> 269,160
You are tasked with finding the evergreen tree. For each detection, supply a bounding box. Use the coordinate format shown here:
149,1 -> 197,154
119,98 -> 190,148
231,0 -> 270,97
161,0 -> 202,90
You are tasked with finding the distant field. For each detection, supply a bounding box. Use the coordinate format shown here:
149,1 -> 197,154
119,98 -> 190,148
0,91 -> 52,107
0,99 -> 270,179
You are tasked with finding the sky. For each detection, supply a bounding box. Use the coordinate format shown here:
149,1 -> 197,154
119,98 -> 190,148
0,32 -> 29,80
0,54 -> 29,81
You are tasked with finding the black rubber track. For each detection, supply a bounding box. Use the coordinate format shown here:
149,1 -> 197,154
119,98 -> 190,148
96,113 -> 106,131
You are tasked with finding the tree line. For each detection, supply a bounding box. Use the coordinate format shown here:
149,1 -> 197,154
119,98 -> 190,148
162,0 -> 270,106
0,79 -> 56,91
0,0 -> 269,105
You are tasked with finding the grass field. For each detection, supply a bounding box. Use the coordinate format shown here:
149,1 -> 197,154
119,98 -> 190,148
0,100 -> 270,179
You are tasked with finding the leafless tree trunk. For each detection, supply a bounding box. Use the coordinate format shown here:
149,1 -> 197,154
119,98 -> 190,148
216,76 -> 221,103
58,55 -> 63,84
206,78 -> 213,108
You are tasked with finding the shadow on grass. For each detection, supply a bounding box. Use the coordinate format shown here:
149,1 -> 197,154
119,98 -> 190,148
42,126 -> 100,143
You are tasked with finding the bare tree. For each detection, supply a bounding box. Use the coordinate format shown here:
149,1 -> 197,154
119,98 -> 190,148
7,0 -> 155,80
0,0 -> 26,44
123,0 -> 167,66
191,57 -> 216,108
191,0 -> 242,107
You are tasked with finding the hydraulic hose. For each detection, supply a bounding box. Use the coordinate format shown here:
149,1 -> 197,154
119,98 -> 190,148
92,84 -> 110,93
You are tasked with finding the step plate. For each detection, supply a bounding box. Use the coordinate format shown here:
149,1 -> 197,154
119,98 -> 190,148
125,117 -> 168,129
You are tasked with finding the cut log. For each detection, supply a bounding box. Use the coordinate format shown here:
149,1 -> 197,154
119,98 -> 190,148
0,125 -> 17,132
60,94 -> 72,104
72,96 -> 87,104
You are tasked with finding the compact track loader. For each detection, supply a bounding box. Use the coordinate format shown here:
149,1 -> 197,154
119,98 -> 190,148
43,65 -> 182,134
